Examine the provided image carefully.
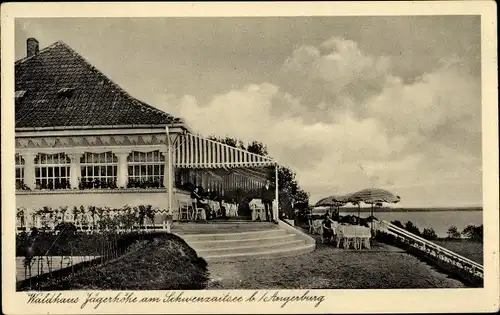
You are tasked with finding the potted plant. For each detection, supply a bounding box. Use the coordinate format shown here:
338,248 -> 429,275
88,205 -> 97,232
163,208 -> 174,233
126,178 -> 135,188
138,205 -> 146,228
145,205 -> 156,229
17,207 -> 26,229
108,179 -> 117,189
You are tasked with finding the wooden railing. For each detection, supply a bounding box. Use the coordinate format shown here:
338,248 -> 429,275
375,220 -> 483,280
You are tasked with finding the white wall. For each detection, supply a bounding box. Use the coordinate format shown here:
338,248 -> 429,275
16,189 -> 169,209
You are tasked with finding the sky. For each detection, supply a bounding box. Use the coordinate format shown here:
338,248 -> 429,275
15,16 -> 483,208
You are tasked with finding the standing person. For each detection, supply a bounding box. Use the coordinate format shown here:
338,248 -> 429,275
191,187 -> 212,220
260,180 -> 275,222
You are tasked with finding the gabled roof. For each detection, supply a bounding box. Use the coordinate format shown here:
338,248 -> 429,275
15,41 -> 181,129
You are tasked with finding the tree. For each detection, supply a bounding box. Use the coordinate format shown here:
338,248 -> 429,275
404,221 -> 421,236
207,135 -> 245,149
422,228 -> 438,240
270,166 -> 310,210
246,141 -> 268,156
208,135 -> 310,207
447,225 -> 461,239
391,220 -> 405,229
462,224 -> 483,242
294,189 -> 310,205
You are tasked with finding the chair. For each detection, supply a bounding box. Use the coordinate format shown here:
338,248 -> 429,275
228,203 -> 238,217
178,200 -> 190,221
332,221 -> 339,244
363,237 -> 371,249
193,207 -> 206,221
211,201 -> 221,216
361,226 -> 372,249
252,204 -> 264,221
310,219 -> 322,235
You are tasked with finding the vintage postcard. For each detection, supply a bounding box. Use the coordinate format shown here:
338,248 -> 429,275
1,1 -> 498,314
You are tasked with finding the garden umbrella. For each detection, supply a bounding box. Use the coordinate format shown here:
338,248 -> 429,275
315,194 -> 352,216
348,188 -> 401,227
315,194 -> 352,207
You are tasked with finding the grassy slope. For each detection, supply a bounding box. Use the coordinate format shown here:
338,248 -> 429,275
33,234 -> 209,290
433,240 -> 483,264
207,240 -> 465,289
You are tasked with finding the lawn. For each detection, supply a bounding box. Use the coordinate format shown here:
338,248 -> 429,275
207,239 -> 465,289
433,239 -> 483,264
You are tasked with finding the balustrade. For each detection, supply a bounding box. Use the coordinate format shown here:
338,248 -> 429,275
376,220 -> 483,280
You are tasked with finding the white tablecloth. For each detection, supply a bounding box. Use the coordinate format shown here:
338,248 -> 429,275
225,203 -> 238,217
337,225 -> 371,249
251,204 -> 267,221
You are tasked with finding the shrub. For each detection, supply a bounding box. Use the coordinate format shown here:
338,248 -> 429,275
391,220 -> 404,229
462,225 -> 483,243
404,221 -> 421,236
422,228 -> 438,240
54,222 -> 77,235
447,225 -> 461,239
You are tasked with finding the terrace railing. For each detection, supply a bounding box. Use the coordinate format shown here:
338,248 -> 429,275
375,220 -> 483,281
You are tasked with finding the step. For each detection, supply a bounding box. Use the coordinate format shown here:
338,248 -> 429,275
179,229 -> 287,242
204,243 -> 316,263
188,233 -> 298,249
195,239 -> 306,256
172,223 -> 277,234
173,221 -> 274,228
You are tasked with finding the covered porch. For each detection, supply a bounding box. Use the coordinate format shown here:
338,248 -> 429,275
167,131 -> 279,222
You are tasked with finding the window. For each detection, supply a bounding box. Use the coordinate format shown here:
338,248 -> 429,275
35,153 -> 70,189
57,87 -> 75,98
127,151 -> 165,188
15,154 -> 25,189
80,152 -> 117,189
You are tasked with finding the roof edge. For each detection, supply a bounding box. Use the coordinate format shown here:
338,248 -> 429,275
15,122 -> 188,132
15,41 -> 62,65
16,40 -> 181,123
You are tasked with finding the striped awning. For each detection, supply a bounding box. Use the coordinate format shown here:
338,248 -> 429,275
232,167 -> 271,182
204,169 -> 224,181
172,132 -> 275,168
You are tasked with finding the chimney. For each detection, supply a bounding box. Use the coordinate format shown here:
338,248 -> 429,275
27,38 -> 39,57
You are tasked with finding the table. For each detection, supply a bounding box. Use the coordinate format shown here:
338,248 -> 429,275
336,225 -> 371,249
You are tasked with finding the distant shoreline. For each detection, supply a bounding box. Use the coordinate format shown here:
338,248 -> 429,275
336,207 -> 483,213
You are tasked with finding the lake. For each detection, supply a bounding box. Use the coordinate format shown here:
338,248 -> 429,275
338,210 -> 483,237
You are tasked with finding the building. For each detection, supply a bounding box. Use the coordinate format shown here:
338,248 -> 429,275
15,38 -> 278,227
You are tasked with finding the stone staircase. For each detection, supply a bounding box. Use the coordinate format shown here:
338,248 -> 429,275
172,221 -> 316,262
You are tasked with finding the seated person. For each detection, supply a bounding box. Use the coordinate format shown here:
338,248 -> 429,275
322,209 -> 331,219
191,187 -> 213,219
216,195 -> 227,218
322,213 -> 335,244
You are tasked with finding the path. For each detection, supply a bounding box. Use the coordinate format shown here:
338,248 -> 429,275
206,240 -> 465,289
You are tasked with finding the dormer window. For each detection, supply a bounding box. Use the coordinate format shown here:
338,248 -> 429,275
15,90 -> 26,99
57,87 -> 75,98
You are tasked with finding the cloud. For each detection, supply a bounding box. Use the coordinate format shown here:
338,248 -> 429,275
153,36 -> 481,207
